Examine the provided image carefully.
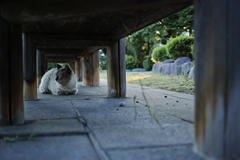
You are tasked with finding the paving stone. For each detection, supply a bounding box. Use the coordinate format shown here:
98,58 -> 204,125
0,119 -> 85,136
72,98 -> 194,149
107,145 -> 205,160
24,99 -> 77,120
0,135 -> 98,160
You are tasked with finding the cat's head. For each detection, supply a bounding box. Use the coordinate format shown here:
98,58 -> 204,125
55,64 -> 72,84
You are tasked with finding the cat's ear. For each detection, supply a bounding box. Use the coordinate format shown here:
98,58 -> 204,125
57,64 -> 62,70
65,65 -> 72,74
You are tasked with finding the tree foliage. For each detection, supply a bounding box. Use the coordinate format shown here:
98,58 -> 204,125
125,6 -> 194,60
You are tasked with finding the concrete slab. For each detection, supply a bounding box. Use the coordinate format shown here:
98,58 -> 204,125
107,144 -> 205,160
0,135 -> 99,160
0,119 -> 85,136
24,99 -> 77,120
71,97 -> 194,149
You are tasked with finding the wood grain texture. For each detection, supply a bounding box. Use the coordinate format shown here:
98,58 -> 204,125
226,0 -> 240,159
75,58 -> 80,79
194,0 -> 240,159
37,50 -> 45,87
82,53 -> 93,86
119,38 -> 126,97
92,51 -> 99,86
1,0 -> 192,24
23,79 -> 37,100
0,17 -> 10,125
23,33 -> 37,100
10,24 -> 24,124
107,39 -> 126,98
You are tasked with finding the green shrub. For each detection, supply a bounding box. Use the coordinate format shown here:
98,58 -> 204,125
143,55 -> 154,71
100,55 -> 107,70
47,63 -> 57,70
167,35 -> 194,60
125,55 -> 140,69
152,45 -> 170,62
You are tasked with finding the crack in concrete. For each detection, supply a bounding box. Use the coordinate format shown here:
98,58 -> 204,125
68,96 -> 87,127
102,143 -> 193,151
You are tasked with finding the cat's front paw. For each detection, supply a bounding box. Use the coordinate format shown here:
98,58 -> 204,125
57,91 -> 68,95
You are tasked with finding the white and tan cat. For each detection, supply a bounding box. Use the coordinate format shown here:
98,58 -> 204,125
39,64 -> 78,95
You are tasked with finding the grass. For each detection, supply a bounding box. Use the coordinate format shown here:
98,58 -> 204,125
100,70 -> 195,95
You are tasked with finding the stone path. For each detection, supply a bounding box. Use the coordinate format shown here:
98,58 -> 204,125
0,79 -> 205,160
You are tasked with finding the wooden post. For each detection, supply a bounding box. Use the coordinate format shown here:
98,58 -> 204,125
107,38 -> 126,98
92,51 -> 99,86
82,51 -> 99,86
68,61 -> 74,71
37,50 -> 45,87
0,17 -> 24,125
194,0 -> 240,159
75,58 -> 81,81
72,61 -> 75,73
79,58 -> 83,82
23,33 -> 37,100
44,57 -> 48,73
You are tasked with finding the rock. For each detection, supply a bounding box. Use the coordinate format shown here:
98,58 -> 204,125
159,63 -> 174,75
181,62 -> 192,76
119,102 -> 125,106
85,96 -> 90,100
152,62 -> 162,73
132,68 -> 147,72
162,59 -> 174,64
172,57 -> 191,75
188,65 -> 195,79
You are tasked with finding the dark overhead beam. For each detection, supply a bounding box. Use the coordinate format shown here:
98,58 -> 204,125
1,0 -> 193,24
32,33 -> 111,40
39,49 -> 83,55
37,46 -> 85,50
46,57 -> 79,62
33,39 -> 110,46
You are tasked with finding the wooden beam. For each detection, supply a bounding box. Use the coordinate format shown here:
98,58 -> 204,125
46,57 -> 79,62
0,17 -> 24,125
107,38 -> 126,97
23,33 -> 37,100
1,0 -> 192,24
33,39 -> 110,47
194,0 -> 240,159
32,33 -> 111,41
39,49 -> 83,54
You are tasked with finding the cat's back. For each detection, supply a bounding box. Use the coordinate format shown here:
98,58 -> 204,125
39,68 -> 57,93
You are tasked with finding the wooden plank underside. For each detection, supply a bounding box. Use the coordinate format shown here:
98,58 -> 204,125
1,0 -> 193,24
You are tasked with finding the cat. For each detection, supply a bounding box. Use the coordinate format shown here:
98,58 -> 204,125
39,64 -> 78,95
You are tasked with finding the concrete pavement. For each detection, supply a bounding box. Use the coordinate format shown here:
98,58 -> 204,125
0,79 -> 204,160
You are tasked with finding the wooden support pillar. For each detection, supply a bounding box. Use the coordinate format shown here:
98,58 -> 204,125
72,61 -> 75,73
68,61 -> 74,71
79,58 -> 83,82
0,17 -> 24,125
75,58 -> 81,81
37,50 -> 45,87
194,0 -> 240,159
82,51 -> 99,86
107,38 -> 126,98
43,56 -> 47,73
23,33 -> 37,100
